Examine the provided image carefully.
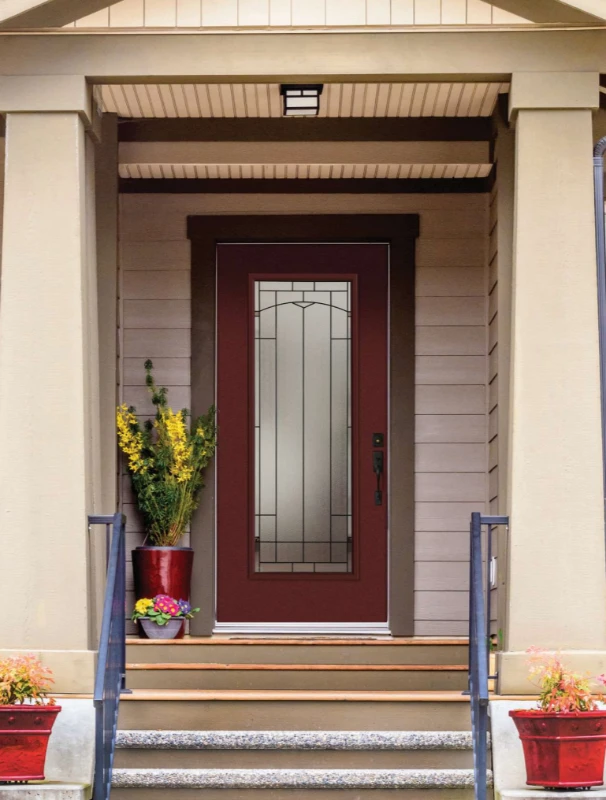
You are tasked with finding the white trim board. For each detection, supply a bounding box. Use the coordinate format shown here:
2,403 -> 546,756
213,622 -> 392,636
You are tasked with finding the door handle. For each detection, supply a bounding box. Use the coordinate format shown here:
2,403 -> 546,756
373,450 -> 384,506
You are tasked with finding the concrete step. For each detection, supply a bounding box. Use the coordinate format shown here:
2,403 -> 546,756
125,638 -> 469,667
114,730 -> 475,770
117,690 -> 472,731
111,767 -> 487,798
125,663 -> 468,692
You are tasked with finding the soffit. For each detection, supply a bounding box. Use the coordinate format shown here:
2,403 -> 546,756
99,81 -> 509,118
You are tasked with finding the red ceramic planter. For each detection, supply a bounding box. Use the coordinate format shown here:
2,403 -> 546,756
0,705 -> 61,781
510,709 -> 606,789
132,546 -> 194,639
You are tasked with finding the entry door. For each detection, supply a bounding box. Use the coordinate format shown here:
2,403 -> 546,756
216,244 -> 388,624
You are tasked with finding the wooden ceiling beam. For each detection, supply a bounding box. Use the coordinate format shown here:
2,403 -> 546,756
118,139 -> 491,165
118,117 -> 494,143
119,177 -> 493,194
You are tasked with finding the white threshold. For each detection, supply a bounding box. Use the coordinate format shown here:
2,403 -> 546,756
213,622 -> 392,636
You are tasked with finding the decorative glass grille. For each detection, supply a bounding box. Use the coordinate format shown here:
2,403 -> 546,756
254,280 -> 352,573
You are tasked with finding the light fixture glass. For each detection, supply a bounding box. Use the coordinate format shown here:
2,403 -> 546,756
280,84 -> 324,117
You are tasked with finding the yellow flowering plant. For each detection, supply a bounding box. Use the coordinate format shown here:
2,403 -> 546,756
116,360 -> 216,546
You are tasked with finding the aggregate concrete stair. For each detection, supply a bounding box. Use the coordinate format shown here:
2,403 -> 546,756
111,767 -> 487,799
112,637 -> 485,798
114,729 -> 475,769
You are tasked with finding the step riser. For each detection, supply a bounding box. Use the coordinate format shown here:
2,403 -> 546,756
125,670 -> 468,692
118,701 -> 471,731
111,788 -> 475,800
114,750 -> 474,769
125,644 -> 469,666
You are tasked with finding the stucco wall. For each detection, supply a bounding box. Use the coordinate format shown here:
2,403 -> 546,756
119,191 -> 489,635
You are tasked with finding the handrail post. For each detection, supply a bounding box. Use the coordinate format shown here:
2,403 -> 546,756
89,512 -> 126,800
469,513 -> 508,800
119,527 -> 127,693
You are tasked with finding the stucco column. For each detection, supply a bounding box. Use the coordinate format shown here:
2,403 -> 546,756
0,77 -> 102,692
499,72 -> 606,693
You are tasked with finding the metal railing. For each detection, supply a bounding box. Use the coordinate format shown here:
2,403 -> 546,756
89,513 -> 127,800
469,512 -> 508,800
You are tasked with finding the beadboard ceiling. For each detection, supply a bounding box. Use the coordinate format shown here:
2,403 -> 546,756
118,162 -> 492,179
99,81 -> 509,119
110,81 -> 500,180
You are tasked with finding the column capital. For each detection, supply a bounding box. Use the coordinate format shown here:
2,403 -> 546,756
509,71 -> 600,121
0,75 -> 99,131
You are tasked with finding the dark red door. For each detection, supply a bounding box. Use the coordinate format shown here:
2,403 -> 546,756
216,244 -> 388,623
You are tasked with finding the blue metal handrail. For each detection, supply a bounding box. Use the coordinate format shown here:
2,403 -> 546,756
469,512 -> 508,800
89,513 -> 127,800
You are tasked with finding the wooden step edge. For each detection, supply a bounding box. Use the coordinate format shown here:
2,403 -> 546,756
126,637 -> 468,646
125,663 -> 469,672
118,689 -> 473,702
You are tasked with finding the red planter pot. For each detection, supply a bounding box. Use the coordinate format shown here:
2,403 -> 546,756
132,546 -> 194,639
0,705 -> 61,781
510,709 -> 606,789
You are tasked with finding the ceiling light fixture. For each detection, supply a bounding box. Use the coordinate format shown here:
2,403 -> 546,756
280,84 -> 324,117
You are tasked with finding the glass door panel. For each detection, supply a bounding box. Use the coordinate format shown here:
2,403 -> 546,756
254,280 -> 352,573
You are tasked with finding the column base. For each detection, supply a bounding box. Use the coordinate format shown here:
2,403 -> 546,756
497,650 -> 606,695
0,649 -> 96,694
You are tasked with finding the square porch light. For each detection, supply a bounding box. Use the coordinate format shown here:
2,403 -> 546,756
280,84 -> 324,117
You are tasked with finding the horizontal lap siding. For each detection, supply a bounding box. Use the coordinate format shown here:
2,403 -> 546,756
414,193 -> 488,637
120,216 -> 193,632
119,192 -> 488,635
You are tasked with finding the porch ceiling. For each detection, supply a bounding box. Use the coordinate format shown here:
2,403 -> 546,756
109,81 -> 499,182
99,81 -> 509,119
118,162 -> 492,180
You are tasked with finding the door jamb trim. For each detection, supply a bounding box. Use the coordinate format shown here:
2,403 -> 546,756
188,214 -> 419,636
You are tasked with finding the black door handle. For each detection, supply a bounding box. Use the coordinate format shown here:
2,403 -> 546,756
373,450 -> 384,506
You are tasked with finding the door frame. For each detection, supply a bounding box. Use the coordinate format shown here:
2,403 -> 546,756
187,214 -> 419,636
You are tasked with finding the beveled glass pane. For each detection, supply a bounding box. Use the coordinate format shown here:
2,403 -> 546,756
254,279 -> 352,573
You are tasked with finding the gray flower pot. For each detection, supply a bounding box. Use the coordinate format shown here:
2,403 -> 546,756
139,617 -> 183,640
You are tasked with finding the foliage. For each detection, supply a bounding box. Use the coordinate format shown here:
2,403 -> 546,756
0,655 -> 55,706
131,595 -> 200,626
116,360 -> 216,546
527,648 -> 606,713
